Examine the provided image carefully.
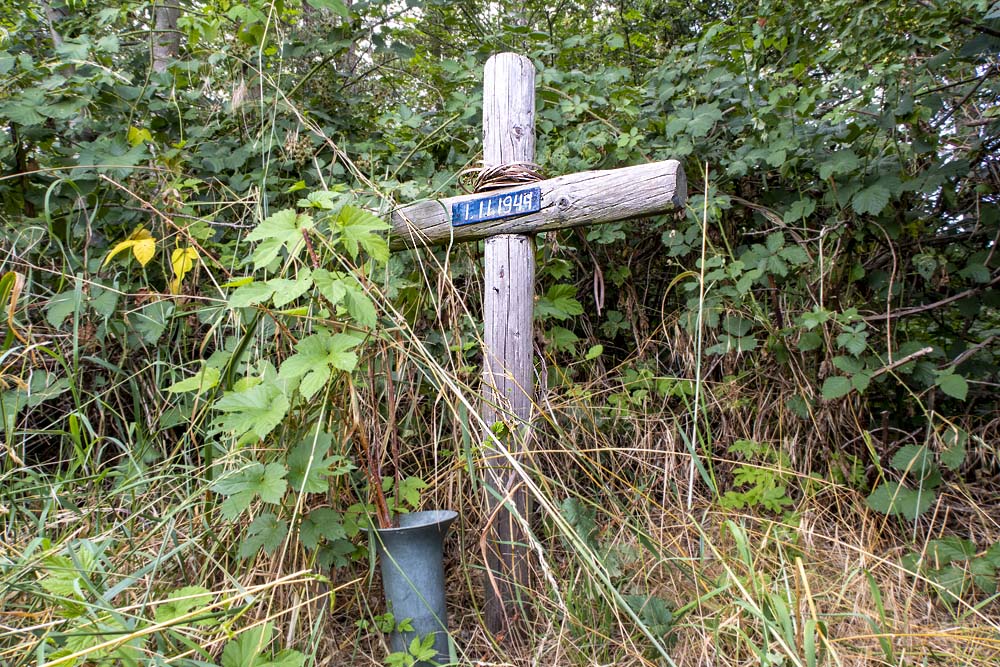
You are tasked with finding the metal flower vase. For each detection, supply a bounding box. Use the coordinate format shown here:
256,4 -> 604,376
372,510 -> 457,666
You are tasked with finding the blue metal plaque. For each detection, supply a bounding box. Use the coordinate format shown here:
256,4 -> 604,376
451,187 -> 541,227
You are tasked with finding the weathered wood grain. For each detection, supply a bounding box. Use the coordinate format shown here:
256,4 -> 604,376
389,159 -> 686,250
480,52 -> 535,638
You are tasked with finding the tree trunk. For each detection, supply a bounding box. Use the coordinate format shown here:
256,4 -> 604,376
152,4 -> 180,73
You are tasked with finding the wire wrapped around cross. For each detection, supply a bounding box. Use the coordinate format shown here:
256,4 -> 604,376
459,161 -> 545,193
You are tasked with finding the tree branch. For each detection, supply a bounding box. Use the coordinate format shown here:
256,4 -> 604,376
863,271 -> 1000,323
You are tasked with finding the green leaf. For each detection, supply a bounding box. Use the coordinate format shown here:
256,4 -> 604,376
939,427 -> 967,471
313,269 -> 347,306
821,376 -> 852,400
927,537 -> 977,564
213,383 -> 291,439
389,476 -> 428,509
229,281 -> 277,308
167,366 -> 220,394
246,210 -> 314,270
836,329 -> 868,356
818,150 -> 860,180
263,650 -> 308,667
851,370 -> 872,393
154,586 -> 213,624
279,331 -> 362,399
891,445 -> 934,477
268,269 -> 313,308
305,0 -> 351,18
213,462 -> 288,518
286,431 -> 352,493
536,284 -> 584,320
299,508 -> 348,550
221,622 -> 274,667
797,331 -> 823,352
935,372 -> 968,400
341,279 -> 378,328
546,325 -> 579,351
46,290 -> 79,327
852,183 -> 891,216
784,198 -> 815,223
335,205 -> 389,262
239,513 -> 288,559
866,482 -> 935,520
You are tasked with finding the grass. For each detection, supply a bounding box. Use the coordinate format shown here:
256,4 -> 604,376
2,331 -> 998,666
2,128 -> 997,667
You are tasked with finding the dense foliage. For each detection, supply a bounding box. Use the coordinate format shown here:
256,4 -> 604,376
1,0 -> 998,665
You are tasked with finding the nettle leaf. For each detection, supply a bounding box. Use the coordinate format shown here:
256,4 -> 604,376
279,331 -> 363,399
213,462 -> 288,519
286,431 -> 353,493
299,508 -> 348,550
935,372 -> 968,400
536,284 -> 584,320
167,365 -> 220,394
213,383 -> 291,439
335,205 -> 389,262
239,513 -> 288,559
40,544 -> 98,599
154,586 -> 214,624
852,182 -> 891,216
866,482 -> 935,520
821,376 -> 852,400
246,209 -> 314,270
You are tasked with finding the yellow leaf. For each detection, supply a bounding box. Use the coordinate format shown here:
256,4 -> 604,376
128,226 -> 153,241
127,126 -> 153,146
169,247 -> 199,293
171,247 -> 199,278
132,237 -> 156,266
103,239 -> 136,267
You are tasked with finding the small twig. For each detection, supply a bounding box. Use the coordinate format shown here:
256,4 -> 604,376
870,346 -> 934,380
863,271 -> 1000,322
940,335 -> 996,370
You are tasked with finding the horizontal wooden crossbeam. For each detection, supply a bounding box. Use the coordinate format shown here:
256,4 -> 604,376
389,159 -> 687,250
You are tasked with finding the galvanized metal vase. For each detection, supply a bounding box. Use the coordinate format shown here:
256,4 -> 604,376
371,510 -> 457,666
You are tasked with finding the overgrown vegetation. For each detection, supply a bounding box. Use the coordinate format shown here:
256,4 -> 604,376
1,0 -> 998,665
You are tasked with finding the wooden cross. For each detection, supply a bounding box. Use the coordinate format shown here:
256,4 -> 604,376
390,52 -> 686,637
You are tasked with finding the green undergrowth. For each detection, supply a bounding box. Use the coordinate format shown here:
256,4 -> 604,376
2,0 -> 1000,665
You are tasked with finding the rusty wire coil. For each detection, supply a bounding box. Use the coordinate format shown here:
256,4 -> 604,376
459,162 -> 545,193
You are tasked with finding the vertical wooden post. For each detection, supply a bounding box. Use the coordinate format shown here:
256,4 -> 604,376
481,52 -> 535,637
